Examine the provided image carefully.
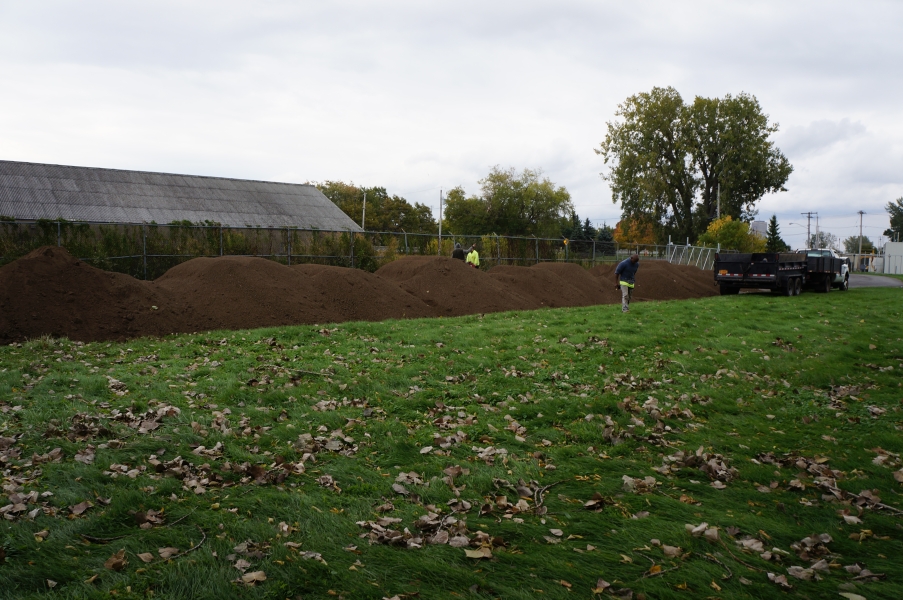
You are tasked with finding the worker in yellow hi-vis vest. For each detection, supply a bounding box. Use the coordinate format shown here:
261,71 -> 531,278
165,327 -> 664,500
466,244 -> 480,269
614,254 -> 640,313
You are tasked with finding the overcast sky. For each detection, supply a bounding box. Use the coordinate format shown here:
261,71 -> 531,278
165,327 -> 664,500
1,0 -> 900,247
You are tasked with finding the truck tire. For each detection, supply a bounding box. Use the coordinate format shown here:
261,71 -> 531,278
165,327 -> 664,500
837,276 -> 849,291
793,278 -> 803,296
782,278 -> 794,296
821,275 -> 831,293
719,284 -> 740,296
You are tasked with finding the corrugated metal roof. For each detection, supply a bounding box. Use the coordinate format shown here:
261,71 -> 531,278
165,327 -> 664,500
0,160 -> 362,230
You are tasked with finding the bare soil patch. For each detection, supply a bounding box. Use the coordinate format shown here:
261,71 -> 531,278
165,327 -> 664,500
0,248 -> 718,343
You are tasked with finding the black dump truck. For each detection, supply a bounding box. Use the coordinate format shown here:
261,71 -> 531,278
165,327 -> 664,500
713,251 -> 848,296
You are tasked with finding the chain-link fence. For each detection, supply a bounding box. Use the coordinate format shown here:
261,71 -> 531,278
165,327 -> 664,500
0,219 -> 729,279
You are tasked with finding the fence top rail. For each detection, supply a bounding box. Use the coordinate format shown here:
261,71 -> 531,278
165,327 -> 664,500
1,219 -> 739,252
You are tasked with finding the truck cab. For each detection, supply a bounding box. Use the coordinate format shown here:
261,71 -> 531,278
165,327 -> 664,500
796,249 -> 850,290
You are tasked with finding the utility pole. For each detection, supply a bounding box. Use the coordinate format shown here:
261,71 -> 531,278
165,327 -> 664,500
801,212 -> 817,248
858,210 -> 865,256
361,191 -> 367,230
716,183 -> 720,219
438,189 -> 443,255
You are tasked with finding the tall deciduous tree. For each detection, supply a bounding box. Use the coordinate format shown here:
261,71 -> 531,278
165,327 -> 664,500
810,231 -> 840,251
885,197 -> 903,242
597,87 -> 792,244
697,216 -> 765,252
315,181 -> 436,233
443,167 -> 573,237
765,215 -> 789,252
843,235 -> 874,254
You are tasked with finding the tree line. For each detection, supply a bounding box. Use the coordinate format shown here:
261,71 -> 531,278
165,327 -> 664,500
318,86 -> 901,253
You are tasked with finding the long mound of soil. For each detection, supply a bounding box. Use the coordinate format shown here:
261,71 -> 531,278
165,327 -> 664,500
0,247 -> 197,342
0,248 -> 718,343
375,256 -> 539,316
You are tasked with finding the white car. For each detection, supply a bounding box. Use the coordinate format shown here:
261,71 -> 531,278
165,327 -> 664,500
796,249 -> 850,291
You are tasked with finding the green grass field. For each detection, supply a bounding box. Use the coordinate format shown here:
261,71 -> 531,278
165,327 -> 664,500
1,288 -> 902,599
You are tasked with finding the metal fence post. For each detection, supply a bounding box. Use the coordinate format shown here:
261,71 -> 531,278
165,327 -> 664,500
496,234 -> 501,266
287,227 -> 291,266
142,224 -> 147,280
534,236 -> 539,264
591,240 -> 596,266
350,230 -> 355,268
57,221 -> 61,247
219,227 -> 223,256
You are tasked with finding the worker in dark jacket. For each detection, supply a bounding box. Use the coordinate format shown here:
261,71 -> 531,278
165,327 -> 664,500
452,243 -> 466,261
614,254 -> 640,313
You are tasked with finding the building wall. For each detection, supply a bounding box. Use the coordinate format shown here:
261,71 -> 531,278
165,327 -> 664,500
883,242 -> 903,274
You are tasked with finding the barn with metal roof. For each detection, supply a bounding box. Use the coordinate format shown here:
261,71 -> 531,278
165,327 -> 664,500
0,160 -> 362,231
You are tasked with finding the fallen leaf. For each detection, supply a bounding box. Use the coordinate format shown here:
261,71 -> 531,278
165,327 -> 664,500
767,572 -> 792,589
592,578 -> 611,593
137,552 -> 154,563
104,548 -> 127,571
464,547 -> 492,559
69,501 -> 93,516
158,547 -> 180,559
241,571 -> 266,583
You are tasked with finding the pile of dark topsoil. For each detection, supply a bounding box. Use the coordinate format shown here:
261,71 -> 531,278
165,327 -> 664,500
0,247 -> 718,343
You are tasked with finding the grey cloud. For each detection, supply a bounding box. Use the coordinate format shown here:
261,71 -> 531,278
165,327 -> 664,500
778,119 -> 868,159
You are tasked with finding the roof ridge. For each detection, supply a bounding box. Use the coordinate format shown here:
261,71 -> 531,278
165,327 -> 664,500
0,159 -> 315,189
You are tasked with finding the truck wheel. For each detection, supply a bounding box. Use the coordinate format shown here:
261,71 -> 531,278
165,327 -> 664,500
793,278 -> 803,296
821,275 -> 831,293
719,285 -> 740,296
838,276 -> 849,291
783,279 -> 794,296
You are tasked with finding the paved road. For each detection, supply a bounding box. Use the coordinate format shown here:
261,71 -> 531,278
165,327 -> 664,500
849,274 -> 903,288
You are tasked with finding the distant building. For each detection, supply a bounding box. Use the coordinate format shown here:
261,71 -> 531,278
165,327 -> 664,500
749,220 -> 767,238
884,242 -> 903,274
0,160 -> 361,231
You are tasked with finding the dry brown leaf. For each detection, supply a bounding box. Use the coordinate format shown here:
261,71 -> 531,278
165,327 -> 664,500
69,500 -> 93,516
464,547 -> 492,559
592,578 -> 611,593
241,571 -> 267,583
158,547 -> 180,559
104,549 -> 127,571
137,552 -> 154,563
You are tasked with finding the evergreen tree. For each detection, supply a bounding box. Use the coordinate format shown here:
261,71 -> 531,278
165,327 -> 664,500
765,214 -> 788,252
